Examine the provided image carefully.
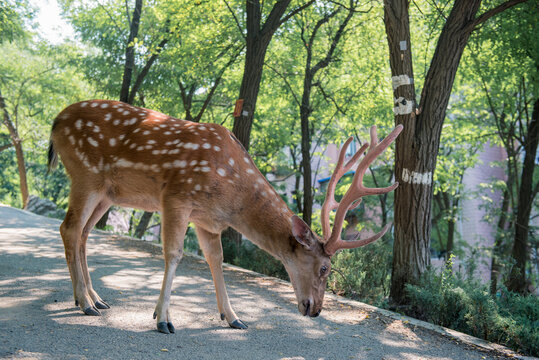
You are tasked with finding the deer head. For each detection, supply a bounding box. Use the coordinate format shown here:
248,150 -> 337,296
283,125 -> 403,317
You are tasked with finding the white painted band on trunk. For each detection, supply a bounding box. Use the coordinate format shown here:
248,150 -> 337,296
402,168 -> 432,185
392,75 -> 413,89
393,97 -> 413,115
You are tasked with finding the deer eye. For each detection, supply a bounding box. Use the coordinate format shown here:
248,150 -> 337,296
320,265 -> 328,276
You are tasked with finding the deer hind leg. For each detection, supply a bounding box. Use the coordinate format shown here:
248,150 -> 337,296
60,187 -> 104,316
80,199 -> 112,310
153,203 -> 190,334
195,226 -> 247,329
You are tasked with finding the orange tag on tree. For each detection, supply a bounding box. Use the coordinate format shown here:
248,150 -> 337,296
233,99 -> 244,117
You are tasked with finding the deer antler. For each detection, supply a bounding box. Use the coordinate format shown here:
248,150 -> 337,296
321,125 -> 403,256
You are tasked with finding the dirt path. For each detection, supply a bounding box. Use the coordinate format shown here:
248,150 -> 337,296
0,204 -> 524,359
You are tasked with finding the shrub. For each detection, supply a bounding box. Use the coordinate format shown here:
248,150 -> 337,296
405,263 -> 539,356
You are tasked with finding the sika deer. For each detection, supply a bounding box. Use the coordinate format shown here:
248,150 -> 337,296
48,100 -> 402,333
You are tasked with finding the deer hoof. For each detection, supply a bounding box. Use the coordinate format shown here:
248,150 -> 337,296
229,319 -> 248,329
83,306 -> 101,316
75,300 -> 79,307
157,322 -> 172,334
220,313 -> 225,320
95,300 -> 110,309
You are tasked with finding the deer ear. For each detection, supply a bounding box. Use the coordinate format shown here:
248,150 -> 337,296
291,215 -> 315,249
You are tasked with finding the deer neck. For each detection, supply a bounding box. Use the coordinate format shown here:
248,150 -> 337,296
228,182 -> 295,262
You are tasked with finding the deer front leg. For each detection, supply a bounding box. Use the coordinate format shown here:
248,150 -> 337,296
60,188 -> 104,316
195,226 -> 247,329
153,205 -> 189,334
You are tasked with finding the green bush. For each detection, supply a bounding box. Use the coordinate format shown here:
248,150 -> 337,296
405,262 -> 539,356
328,238 -> 392,305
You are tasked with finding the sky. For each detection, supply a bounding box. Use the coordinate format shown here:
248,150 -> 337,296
29,0 -> 75,44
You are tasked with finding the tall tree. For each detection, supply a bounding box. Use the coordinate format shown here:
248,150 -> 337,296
384,0 -> 528,304
229,0 -> 314,149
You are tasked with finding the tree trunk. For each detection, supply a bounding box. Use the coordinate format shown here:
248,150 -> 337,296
506,98 -> 539,294
300,73 -> 313,225
385,0 -> 482,305
490,188 -> 510,295
0,90 -> 29,209
119,0 -> 143,103
231,0 -> 291,149
134,211 -> 154,239
97,0 -> 144,229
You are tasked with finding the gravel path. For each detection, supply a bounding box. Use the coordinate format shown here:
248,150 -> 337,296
0,204 -> 524,359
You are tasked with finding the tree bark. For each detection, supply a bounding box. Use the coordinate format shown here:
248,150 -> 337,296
386,0 -> 480,304
385,0 -> 525,304
134,210 -> 154,239
231,0 -> 291,150
0,90 -> 29,209
490,188 -> 510,295
506,98 -> 539,294
119,0 -> 143,103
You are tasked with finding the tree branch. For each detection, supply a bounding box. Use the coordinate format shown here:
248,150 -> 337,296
224,0 -> 246,40
467,0 -> 527,32
279,0 -> 316,26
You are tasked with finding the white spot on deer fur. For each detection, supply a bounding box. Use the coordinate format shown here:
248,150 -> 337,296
100,103 -> 109,109
113,119 -> 120,126
129,143 -> 136,149
190,160 -> 198,166
213,146 -> 221,152
159,124 -> 167,128
80,102 -> 88,107
184,143 -> 199,150
193,167 -> 200,172
147,140 -> 156,144
123,110 -> 130,116
257,178 -> 265,184
116,159 -> 133,168
137,146 -> 144,151
217,168 -> 226,177
180,169 -> 186,174
109,138 -> 116,146
194,184 -> 201,191
164,131 -> 172,135
163,162 -> 172,169
187,178 -> 193,184
246,169 -> 254,175
63,127 -> 70,135
59,113 -> 70,120
228,159 -> 235,166
235,173 -> 240,179
119,134 -> 125,140
243,157 -> 249,164
68,135 -> 75,145
201,166 -> 210,172
87,137 -> 98,147
93,125 -> 100,133
104,113 -> 112,121
261,191 -> 267,197
173,160 -> 187,168
160,149 -> 168,154
198,126 -> 206,131
145,145 -> 153,150
86,121 -> 94,127
175,130 -> 182,134
78,139 -> 82,147
168,149 -> 180,154
133,128 -> 140,133
99,133 -> 104,140
90,102 -> 99,108
216,135 -> 222,140
143,130 -> 150,135
150,164 -> 159,172
202,143 -> 211,149
75,119 -> 83,130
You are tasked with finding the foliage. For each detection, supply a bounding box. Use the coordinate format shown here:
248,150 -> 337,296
406,257 -> 539,356
329,238 -> 393,305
